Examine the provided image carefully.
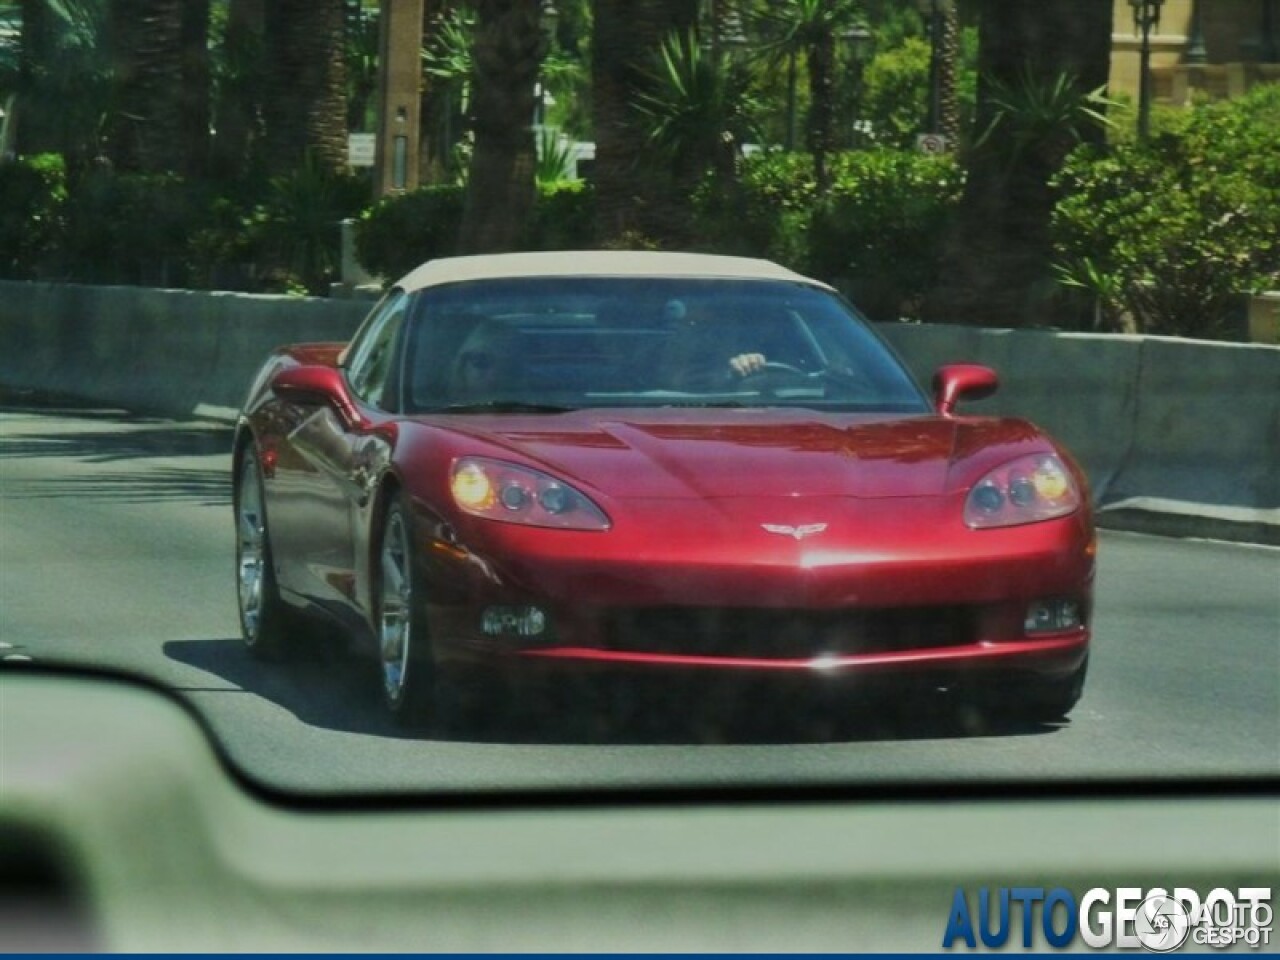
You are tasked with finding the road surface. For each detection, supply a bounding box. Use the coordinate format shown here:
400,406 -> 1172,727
2,399 -> 1277,794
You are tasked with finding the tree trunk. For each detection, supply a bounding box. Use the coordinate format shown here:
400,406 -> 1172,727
106,0 -> 187,173
937,0 -> 960,148
806,28 -> 836,195
179,0 -> 211,177
458,0 -> 546,253
263,0 -> 349,176
419,0 -> 459,183
11,0 -> 46,155
929,0 -> 1112,327
591,0 -> 698,246
211,0 -> 264,181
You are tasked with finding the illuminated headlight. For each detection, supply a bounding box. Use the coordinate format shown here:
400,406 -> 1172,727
482,606 -> 548,638
450,457 -> 610,530
964,454 -> 1081,529
1024,599 -> 1083,635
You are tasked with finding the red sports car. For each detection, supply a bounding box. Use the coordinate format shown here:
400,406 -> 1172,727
233,252 -> 1093,729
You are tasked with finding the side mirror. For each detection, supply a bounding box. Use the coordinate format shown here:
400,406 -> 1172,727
271,364 -> 366,430
932,363 -> 998,416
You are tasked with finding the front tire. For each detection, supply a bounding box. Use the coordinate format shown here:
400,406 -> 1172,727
235,448 -> 300,661
982,656 -> 1089,725
375,495 -> 434,726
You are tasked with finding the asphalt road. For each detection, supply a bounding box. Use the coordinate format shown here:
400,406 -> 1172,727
2,399 -> 1277,795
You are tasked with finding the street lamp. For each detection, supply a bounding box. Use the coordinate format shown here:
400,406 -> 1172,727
839,25 -> 872,146
1129,0 -> 1165,141
915,0 -> 942,135
534,2 -> 559,130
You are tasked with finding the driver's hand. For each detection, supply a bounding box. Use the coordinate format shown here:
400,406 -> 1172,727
728,353 -> 767,377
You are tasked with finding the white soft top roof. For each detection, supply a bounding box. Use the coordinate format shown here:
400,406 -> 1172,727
396,251 -> 828,293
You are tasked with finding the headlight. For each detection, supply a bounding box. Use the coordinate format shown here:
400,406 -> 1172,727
964,454 -> 1080,529
450,457 -> 610,531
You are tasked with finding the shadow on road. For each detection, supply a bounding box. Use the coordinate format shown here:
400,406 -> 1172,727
0,423 -> 231,462
1,467 -> 231,507
1,397 -> 233,505
163,637 -> 1064,746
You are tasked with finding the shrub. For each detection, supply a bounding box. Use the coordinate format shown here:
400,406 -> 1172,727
57,167 -> 199,286
695,148 -> 963,320
356,180 -> 597,282
0,154 -> 68,279
809,150 -> 964,320
692,151 -> 816,267
253,157 -> 370,294
1052,84 -> 1280,339
355,184 -> 465,282
527,180 -> 595,250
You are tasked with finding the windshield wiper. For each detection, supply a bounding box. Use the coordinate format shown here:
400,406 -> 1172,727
425,401 -> 575,414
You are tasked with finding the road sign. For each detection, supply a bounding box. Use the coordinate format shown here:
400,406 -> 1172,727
916,133 -> 949,155
348,133 -> 376,168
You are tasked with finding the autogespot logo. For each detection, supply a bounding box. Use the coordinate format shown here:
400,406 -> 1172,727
1134,895 -> 1191,953
942,886 -> 1273,952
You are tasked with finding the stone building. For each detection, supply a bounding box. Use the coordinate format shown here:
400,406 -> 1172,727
1110,0 -> 1280,104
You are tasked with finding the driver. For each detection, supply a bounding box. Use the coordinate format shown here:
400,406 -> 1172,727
658,299 -> 769,390
448,318 -> 519,401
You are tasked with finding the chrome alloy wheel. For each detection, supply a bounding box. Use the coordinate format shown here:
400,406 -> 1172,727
379,506 -> 414,705
236,454 -> 266,644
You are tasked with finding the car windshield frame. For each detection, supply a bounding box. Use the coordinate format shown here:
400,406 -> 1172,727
397,276 -> 933,416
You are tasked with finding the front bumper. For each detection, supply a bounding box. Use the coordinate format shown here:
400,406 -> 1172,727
415,494 -> 1094,682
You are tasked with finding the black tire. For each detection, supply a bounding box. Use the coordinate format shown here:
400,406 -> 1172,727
982,656 -> 1089,725
234,447 -> 303,661
373,494 -> 436,726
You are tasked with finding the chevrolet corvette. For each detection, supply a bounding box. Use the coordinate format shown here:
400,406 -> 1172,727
233,251 -> 1093,728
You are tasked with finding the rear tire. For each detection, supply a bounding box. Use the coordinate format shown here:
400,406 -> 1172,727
235,448 -> 303,661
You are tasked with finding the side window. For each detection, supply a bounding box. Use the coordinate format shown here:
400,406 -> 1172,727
346,291 -> 410,410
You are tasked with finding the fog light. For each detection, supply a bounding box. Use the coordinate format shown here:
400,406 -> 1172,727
1024,599 -> 1082,635
481,605 -> 547,638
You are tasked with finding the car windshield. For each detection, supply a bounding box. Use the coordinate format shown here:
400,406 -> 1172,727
1,0 -> 1276,812
404,278 -> 929,414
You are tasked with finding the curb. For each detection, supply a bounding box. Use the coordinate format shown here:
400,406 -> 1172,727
1097,499 -> 1280,547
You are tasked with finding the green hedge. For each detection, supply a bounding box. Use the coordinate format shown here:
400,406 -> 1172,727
1052,84 -> 1280,339
0,154 -> 68,280
355,181 -> 596,282
810,150 -> 964,321
695,149 -> 963,320
355,184 -> 465,282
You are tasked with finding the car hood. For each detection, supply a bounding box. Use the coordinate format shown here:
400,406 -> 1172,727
423,409 -> 1030,500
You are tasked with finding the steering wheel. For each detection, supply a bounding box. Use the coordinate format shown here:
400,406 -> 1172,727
737,361 -> 811,383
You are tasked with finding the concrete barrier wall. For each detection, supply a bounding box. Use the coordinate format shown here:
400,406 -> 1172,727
877,325 -> 1145,502
0,282 -> 371,416
2,281 -> 1277,518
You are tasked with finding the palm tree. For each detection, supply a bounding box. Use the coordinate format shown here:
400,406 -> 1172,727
591,0 -> 698,246
931,0 -> 1112,327
420,1 -> 472,184
631,29 -> 753,193
935,0 -> 958,148
262,0 -> 348,176
105,0 -> 187,172
457,0 -> 546,252
210,0 -> 264,181
753,0 -> 863,194
5,0 -> 113,163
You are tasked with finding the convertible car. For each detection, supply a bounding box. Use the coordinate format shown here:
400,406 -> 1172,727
233,251 -> 1093,728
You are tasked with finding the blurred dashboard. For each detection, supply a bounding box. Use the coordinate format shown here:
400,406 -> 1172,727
1,668 -> 1276,952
